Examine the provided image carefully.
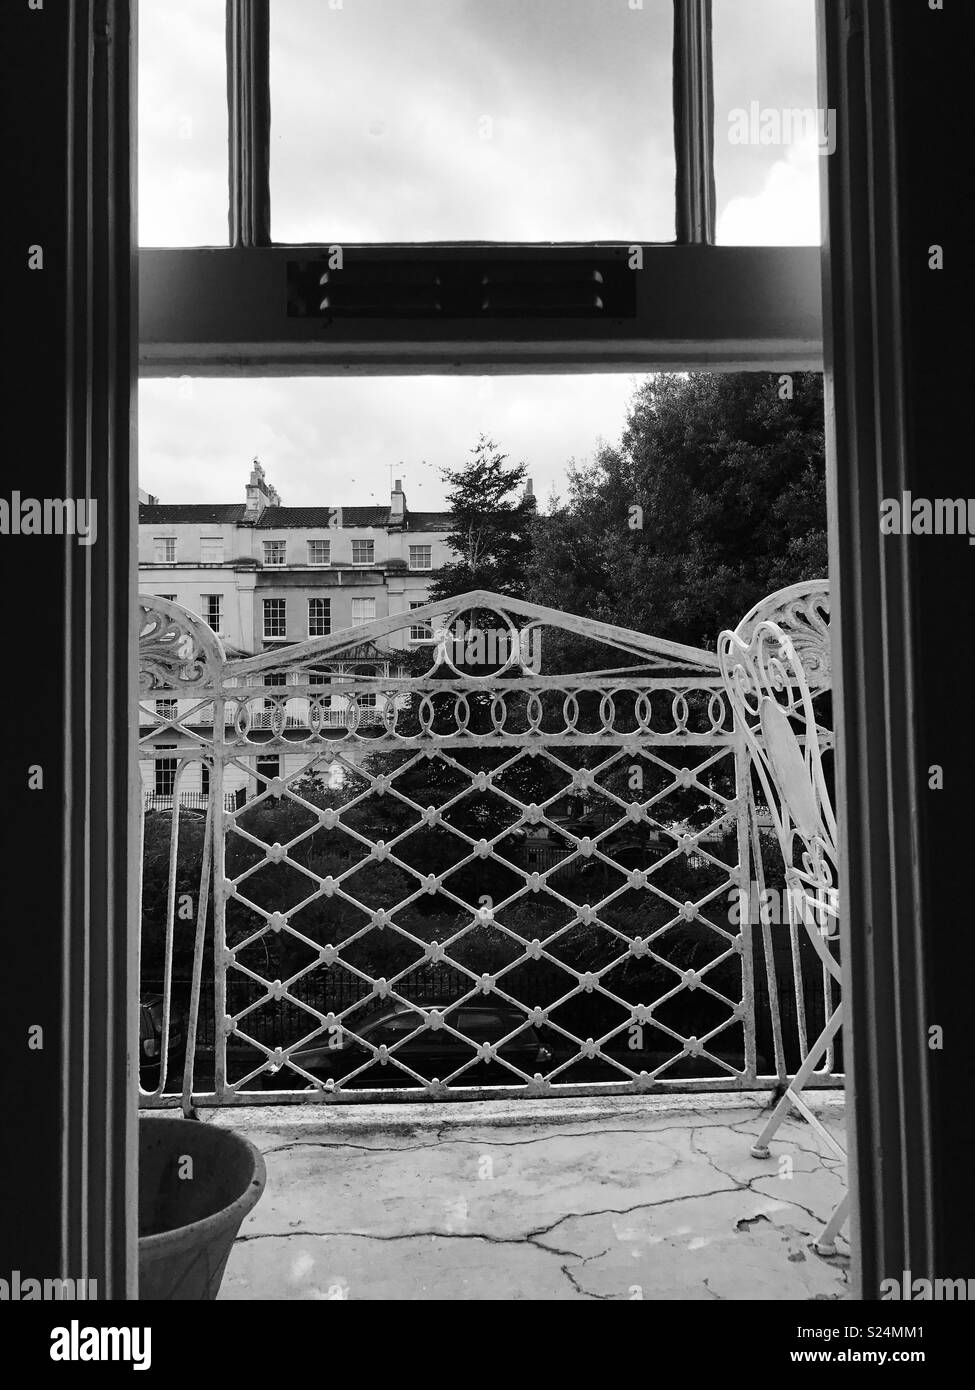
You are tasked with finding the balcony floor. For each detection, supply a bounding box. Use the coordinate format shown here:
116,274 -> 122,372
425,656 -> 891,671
208,1091 -> 849,1301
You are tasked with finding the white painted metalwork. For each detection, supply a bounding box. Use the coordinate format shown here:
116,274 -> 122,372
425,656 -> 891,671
138,590 -> 842,1111
718,580 -> 848,1253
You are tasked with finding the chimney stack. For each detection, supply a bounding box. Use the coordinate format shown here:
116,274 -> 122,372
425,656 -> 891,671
244,458 -> 280,521
390,476 -> 405,523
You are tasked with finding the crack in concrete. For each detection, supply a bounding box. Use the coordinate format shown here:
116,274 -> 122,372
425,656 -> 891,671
258,1118 -> 760,1160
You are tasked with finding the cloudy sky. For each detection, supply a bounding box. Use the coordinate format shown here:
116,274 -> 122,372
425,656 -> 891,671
138,0 -> 819,509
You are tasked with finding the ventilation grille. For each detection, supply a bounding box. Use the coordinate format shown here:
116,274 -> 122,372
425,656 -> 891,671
288,256 -> 636,320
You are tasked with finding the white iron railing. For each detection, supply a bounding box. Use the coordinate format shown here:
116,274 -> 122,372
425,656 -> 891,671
137,591 -> 842,1109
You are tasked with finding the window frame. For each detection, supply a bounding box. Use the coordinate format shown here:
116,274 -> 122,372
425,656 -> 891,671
409,544 -> 433,572
306,538 -> 330,566
202,592 -> 223,632
307,595 -> 331,637
351,538 -> 375,568
409,601 -> 434,643
138,0 -> 824,375
262,538 -> 287,567
153,536 -> 176,563
262,596 -> 287,639
351,597 -> 377,627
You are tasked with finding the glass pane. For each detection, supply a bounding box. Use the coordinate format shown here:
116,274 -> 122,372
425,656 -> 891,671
270,0 -> 675,243
713,0 -> 821,245
138,0 -> 229,246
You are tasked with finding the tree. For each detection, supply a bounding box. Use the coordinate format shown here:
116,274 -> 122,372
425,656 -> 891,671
427,435 -> 536,602
528,372 -> 827,653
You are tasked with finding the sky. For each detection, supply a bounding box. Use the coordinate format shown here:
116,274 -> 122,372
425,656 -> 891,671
137,0 -> 820,509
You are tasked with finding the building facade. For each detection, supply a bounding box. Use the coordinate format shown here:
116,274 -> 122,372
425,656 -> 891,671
138,462 -> 455,807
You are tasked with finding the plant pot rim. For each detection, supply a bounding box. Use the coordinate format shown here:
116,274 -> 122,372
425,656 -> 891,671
138,1116 -> 266,1254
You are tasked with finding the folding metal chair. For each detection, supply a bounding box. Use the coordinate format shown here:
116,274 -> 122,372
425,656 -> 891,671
718,581 -> 848,1255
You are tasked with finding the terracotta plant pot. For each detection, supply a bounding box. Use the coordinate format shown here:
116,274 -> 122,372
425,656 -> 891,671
138,1116 -> 266,1300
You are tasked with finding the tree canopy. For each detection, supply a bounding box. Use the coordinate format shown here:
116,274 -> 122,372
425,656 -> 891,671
527,372 -> 827,652
426,434 -> 536,602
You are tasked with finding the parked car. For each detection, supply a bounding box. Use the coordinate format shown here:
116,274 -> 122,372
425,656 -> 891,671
139,993 -> 185,1081
264,1001 -> 552,1089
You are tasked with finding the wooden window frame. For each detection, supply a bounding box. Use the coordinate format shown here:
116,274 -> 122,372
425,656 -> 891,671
139,0 -> 824,376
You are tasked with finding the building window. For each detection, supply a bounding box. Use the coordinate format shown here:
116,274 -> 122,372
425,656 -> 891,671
307,539 -> 330,566
351,539 -> 375,567
263,669 -> 286,716
352,598 -> 376,626
155,699 -> 177,721
307,670 -> 332,707
409,545 -> 432,571
263,598 -> 287,639
155,594 -> 176,602
256,754 -> 281,792
154,537 -> 176,563
409,601 -> 434,642
263,539 -> 287,566
201,762 -> 210,798
308,597 -> 331,637
154,747 -> 178,797
203,594 -> 222,632
200,537 -> 224,564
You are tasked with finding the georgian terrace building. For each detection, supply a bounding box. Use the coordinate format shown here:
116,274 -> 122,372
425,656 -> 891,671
138,462 -> 455,807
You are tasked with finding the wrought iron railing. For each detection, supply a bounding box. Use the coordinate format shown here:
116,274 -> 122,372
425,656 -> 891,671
137,592 -> 842,1109
144,791 -> 238,813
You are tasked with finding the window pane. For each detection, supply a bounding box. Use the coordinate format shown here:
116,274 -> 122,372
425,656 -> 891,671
713,0 -> 821,246
270,0 -> 675,243
138,0 -> 229,246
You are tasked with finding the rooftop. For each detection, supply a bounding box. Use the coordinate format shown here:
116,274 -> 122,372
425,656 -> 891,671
139,503 -> 453,530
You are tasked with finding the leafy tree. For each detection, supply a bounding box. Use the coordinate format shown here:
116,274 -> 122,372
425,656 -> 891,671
528,372 -> 827,654
427,435 -> 536,602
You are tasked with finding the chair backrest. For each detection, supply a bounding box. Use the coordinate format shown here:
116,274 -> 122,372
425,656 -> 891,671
718,581 -> 838,958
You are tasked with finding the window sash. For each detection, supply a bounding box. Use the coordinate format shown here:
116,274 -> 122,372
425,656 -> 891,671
154,750 -> 178,797
138,1 -> 823,373
409,601 -> 434,642
262,598 -> 286,637
203,594 -> 222,629
307,539 -> 330,565
308,598 -> 331,636
263,539 -> 286,566
200,538 -> 224,563
351,599 -> 376,626
351,540 -> 375,566
153,537 -> 176,562
409,545 -> 432,571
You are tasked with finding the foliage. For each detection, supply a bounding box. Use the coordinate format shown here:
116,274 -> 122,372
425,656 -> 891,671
528,372 -> 827,656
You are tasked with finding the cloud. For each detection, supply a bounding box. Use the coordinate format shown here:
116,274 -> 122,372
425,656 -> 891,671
716,132 -> 822,246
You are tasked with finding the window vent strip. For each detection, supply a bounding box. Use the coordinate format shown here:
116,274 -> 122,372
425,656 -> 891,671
289,256 -> 637,320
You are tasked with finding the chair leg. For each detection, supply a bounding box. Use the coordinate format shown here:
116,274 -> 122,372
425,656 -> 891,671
751,1003 -> 843,1158
814,1192 -> 850,1256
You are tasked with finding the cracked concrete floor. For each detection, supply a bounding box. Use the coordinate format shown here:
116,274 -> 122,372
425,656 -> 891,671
208,1092 -> 849,1301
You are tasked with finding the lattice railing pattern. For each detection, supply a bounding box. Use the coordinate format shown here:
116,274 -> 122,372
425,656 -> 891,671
138,590 -> 842,1106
